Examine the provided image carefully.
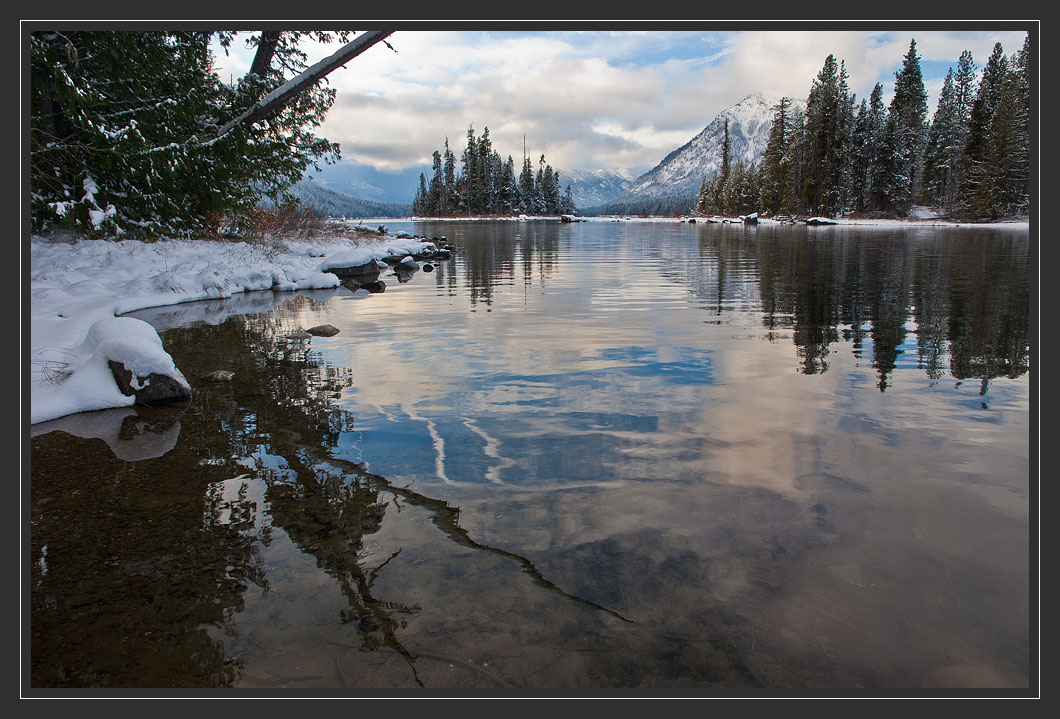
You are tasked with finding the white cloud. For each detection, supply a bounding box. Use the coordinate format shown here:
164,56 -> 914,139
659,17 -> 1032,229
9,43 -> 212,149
212,27 -> 1030,175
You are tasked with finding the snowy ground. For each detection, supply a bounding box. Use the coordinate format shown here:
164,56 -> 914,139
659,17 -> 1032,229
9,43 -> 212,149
27,233 -> 435,425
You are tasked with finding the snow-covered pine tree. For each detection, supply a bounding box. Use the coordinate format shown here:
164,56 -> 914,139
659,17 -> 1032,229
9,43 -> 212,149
30,30 -> 349,237
443,138 -> 457,215
957,42 -> 1008,216
922,69 -> 961,209
758,97 -> 792,216
970,34 -> 1031,219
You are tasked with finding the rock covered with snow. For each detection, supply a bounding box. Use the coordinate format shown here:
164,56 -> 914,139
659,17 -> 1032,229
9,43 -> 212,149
31,316 -> 191,424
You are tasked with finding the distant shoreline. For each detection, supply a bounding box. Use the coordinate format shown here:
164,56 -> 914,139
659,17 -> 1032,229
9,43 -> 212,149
345,215 -> 1031,229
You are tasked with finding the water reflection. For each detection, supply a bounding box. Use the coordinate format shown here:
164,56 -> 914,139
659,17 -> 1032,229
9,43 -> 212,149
30,221 -> 1031,690
30,402 -> 188,462
31,299 -> 629,688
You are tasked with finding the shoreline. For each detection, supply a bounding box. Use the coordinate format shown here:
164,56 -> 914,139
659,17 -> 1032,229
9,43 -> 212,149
350,214 -> 1031,229
27,232 -> 437,425
26,215 -> 1031,424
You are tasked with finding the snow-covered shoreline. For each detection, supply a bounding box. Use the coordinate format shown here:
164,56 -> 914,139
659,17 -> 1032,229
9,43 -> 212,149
27,233 -> 436,425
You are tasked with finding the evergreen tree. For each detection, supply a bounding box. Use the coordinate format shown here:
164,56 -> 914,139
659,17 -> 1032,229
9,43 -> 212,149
428,149 -> 444,215
784,106 -> 807,216
461,125 -> 479,215
969,35 -> 1031,218
891,39 -> 929,212
499,155 -> 518,213
958,42 -> 1011,217
534,154 -> 547,214
854,83 -> 887,213
412,172 -> 428,216
758,97 -> 793,216
30,30 -> 346,237
713,119 -> 732,210
922,69 -> 961,208
800,54 -> 854,215
872,40 -> 928,215
443,137 -> 457,214
519,152 -> 536,213
560,185 -> 576,214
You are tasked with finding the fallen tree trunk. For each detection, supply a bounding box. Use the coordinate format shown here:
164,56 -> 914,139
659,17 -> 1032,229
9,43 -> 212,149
215,30 -> 395,139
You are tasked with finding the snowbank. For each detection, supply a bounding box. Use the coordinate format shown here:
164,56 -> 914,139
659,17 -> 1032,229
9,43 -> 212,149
28,233 -> 435,424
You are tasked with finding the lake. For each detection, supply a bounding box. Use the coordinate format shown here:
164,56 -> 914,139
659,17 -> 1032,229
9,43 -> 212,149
29,219 -> 1033,691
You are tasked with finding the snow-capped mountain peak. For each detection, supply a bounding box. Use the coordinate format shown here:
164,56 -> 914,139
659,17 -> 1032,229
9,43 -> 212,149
621,92 -> 804,200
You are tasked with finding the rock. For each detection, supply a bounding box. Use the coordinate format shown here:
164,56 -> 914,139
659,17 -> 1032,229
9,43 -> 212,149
688,218 -> 697,223
201,370 -> 234,382
286,331 -> 312,340
306,324 -> 340,337
326,260 -> 381,281
340,279 -> 361,292
423,263 -> 435,272
805,217 -> 837,225
109,360 -> 192,406
360,280 -> 387,293
740,212 -> 758,224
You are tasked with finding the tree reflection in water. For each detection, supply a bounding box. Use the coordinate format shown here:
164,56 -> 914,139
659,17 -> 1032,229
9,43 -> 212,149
31,295 -> 628,688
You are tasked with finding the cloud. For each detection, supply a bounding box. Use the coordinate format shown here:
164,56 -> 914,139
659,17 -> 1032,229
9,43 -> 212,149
213,28 -> 1030,175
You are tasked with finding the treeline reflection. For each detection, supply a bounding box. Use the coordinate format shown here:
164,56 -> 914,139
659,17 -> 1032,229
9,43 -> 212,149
436,221 -> 1029,392
748,228 -> 1030,391
31,294 -> 626,688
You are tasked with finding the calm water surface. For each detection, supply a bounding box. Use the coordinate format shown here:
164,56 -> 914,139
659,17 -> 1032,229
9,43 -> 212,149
29,220 -> 1033,690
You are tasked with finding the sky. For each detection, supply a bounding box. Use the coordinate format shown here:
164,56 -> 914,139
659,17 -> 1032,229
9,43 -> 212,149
211,27 -> 1031,177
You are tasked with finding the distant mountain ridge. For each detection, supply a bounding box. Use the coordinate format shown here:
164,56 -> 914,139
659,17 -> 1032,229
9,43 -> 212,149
289,179 -> 412,218
619,92 -> 803,201
555,168 -> 635,207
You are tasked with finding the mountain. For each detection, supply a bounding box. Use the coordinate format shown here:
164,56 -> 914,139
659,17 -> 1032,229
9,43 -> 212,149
555,168 -> 636,208
619,92 -> 803,201
304,162 -> 423,204
289,179 -> 412,218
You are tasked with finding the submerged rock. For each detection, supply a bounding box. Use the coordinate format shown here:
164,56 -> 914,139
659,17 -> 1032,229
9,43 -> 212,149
201,370 -> 234,382
306,324 -> 340,337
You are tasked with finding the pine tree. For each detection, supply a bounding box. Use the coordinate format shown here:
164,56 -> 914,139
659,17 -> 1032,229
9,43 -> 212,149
443,138 -> 457,214
887,39 -> 929,213
922,69 -> 961,209
30,30 -> 346,236
855,83 -> 888,213
560,185 -> 576,214
758,97 -> 793,216
428,149 -> 444,215
958,41 -> 1014,217
519,150 -> 536,213
712,119 -> 732,211
970,34 -> 1031,218
499,155 -> 518,213
412,173 -> 427,216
